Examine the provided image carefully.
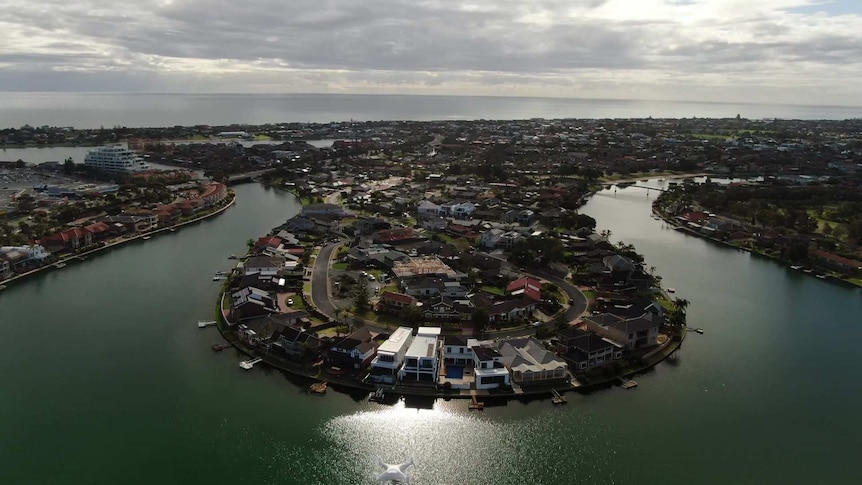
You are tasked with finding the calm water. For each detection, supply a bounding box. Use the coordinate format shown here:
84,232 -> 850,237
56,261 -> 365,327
1,181 -> 860,484
1,93 -> 860,129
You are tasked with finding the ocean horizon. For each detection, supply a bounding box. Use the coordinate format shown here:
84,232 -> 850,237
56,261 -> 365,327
1,92 -> 860,129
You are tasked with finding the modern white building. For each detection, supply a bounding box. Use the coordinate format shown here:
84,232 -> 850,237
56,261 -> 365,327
84,145 -> 149,174
398,327 -> 442,383
369,326 -> 414,384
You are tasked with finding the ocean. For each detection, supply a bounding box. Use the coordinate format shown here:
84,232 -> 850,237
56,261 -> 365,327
0,92 -> 860,129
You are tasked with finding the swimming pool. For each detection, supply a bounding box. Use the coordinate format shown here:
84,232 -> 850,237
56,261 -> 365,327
446,365 -> 464,379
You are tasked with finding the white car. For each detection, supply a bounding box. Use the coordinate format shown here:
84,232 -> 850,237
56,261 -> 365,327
287,298 -> 294,306
368,274 -> 376,281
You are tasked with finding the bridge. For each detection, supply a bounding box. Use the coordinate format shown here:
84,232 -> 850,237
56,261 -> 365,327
227,168 -> 278,183
631,184 -> 666,193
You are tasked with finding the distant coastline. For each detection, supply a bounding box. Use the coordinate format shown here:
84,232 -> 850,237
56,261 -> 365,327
2,92 -> 860,129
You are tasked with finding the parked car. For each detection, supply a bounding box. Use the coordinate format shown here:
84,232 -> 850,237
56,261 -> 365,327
287,298 -> 294,306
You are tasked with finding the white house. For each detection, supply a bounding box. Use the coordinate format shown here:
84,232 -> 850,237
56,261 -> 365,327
417,200 -> 442,218
369,326 -> 414,384
443,335 -> 473,365
440,201 -> 476,218
472,344 -> 511,390
479,228 -> 504,249
498,338 -> 568,384
243,256 -> 283,276
398,327 -> 442,383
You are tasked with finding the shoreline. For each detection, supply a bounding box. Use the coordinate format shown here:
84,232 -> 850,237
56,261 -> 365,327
213,288 -> 686,401
0,193 -> 237,288
652,207 -> 862,289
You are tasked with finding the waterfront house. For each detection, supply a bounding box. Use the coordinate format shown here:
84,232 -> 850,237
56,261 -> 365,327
584,312 -> 661,349
369,326 -> 414,384
443,335 -> 473,365
243,256 -> 284,276
42,227 -> 93,252
422,297 -> 473,322
270,323 -> 323,361
473,344 -> 511,390
0,257 -> 10,279
399,327 -> 442,383
498,338 -> 567,384
231,286 -> 280,321
556,327 -> 622,371
327,327 -> 376,371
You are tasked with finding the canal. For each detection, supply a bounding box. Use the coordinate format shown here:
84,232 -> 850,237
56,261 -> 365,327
1,181 -> 860,484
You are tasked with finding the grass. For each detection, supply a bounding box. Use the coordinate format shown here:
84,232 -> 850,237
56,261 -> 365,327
656,296 -> 676,312
286,296 -> 306,310
437,233 -> 472,251
481,285 -> 506,296
332,262 -> 349,270
380,284 -> 399,294
690,133 -> 732,140
581,289 -> 596,301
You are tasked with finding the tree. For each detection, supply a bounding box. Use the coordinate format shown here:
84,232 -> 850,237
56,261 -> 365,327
353,277 -> 370,312
16,193 -> 35,213
63,157 -> 76,175
471,308 -> 489,335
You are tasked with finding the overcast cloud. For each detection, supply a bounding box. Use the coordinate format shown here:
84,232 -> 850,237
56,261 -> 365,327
0,0 -> 861,103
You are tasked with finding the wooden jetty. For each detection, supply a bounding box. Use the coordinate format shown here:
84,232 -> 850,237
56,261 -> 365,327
551,389 -> 568,405
621,380 -> 639,389
468,395 -> 484,411
310,381 -> 328,394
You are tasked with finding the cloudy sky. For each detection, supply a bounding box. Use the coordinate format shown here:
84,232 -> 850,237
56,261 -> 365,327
1,0 -> 861,104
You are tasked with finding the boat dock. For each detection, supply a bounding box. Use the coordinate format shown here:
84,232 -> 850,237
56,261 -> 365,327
551,389 -> 568,405
239,357 -> 262,370
468,394 -> 484,410
198,320 -> 217,328
212,343 -> 231,351
310,381 -> 328,394
621,379 -> 639,389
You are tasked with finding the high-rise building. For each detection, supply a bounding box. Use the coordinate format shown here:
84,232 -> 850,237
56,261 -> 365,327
84,145 -> 149,174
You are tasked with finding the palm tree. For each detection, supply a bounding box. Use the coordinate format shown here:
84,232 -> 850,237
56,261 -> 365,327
674,298 -> 690,314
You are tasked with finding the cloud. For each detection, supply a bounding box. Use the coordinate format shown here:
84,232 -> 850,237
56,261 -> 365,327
0,0 -> 860,104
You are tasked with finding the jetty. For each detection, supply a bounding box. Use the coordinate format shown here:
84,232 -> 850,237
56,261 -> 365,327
310,381 -> 328,394
198,320 -> 217,328
551,389 -> 568,405
239,357 -> 262,370
468,394 -> 484,410
621,380 -> 639,390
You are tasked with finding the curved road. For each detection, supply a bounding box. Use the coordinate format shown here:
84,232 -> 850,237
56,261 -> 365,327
310,242 -> 339,319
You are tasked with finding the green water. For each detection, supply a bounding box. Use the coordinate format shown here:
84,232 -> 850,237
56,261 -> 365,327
1,181 -> 860,484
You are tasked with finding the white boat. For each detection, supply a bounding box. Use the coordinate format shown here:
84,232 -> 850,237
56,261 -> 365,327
142,236 -> 152,241
54,262 -> 67,269
790,265 -> 803,270
212,275 -> 226,281
815,274 -> 827,279
197,320 -> 217,328
666,288 -> 676,293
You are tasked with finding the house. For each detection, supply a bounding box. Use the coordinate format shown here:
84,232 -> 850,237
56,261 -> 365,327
0,257 -> 11,279
269,322 -> 323,361
472,344 -> 511,390
440,201 -> 476,218
402,277 -> 442,298
327,327 -> 376,371
231,286 -> 280,321
0,245 -> 50,269
243,256 -> 284,276
417,200 -> 442,218
369,326 -> 415,384
268,310 -> 311,328
556,327 -> 622,371
441,281 -> 469,299
423,297 -> 473,322
300,203 -> 346,218
399,327 -> 442,383
475,295 -> 536,323
506,277 -> 542,302
584,312 -> 661,349
479,228 -> 504,249
379,291 -> 417,315
347,245 -> 408,268
83,222 -> 112,242
42,227 -> 93,252
420,216 -> 447,231
498,338 -> 568,384
442,335 -> 472,365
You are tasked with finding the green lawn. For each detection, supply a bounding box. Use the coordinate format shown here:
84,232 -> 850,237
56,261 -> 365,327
286,296 -> 305,310
581,289 -> 596,301
438,233 -> 472,251
332,262 -> 349,270
481,285 -> 505,296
